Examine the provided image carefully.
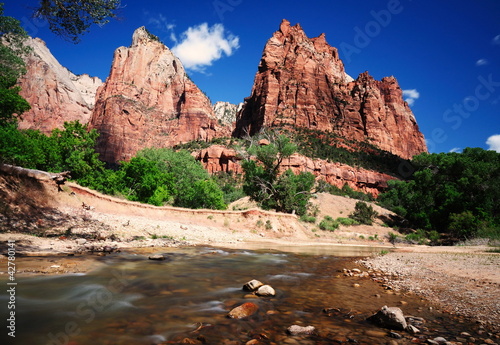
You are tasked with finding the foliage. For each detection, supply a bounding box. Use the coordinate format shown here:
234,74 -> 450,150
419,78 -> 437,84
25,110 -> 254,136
379,148 -> 500,239
315,180 -> 374,201
0,4 -> 31,124
242,132 -> 315,215
319,216 -> 339,231
0,120 -> 104,180
288,127 -> 410,177
300,214 -> 316,223
337,217 -> 359,226
211,171 -> 245,204
33,0 -> 120,43
349,201 -> 378,225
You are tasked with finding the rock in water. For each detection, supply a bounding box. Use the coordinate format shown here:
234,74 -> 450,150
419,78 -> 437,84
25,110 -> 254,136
243,279 -> 264,291
287,325 -> 315,336
148,254 -> 166,260
367,306 -> 407,330
227,302 -> 259,319
255,285 -> 276,297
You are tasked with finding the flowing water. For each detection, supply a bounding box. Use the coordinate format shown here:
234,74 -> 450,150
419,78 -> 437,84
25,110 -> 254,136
0,246 -> 480,344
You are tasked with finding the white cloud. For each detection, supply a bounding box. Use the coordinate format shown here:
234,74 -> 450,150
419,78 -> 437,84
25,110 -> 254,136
492,34 -> 500,45
476,58 -> 488,66
403,89 -> 420,106
172,23 -> 239,72
449,147 -> 462,153
486,134 -> 500,152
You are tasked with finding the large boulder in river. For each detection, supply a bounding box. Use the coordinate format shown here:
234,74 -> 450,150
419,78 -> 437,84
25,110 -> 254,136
255,285 -> 276,297
367,306 -> 407,330
243,279 -> 264,291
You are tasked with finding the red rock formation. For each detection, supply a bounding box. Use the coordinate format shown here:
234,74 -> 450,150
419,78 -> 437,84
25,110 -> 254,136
234,19 -> 427,160
89,27 -> 229,163
16,38 -> 102,134
195,145 -> 395,196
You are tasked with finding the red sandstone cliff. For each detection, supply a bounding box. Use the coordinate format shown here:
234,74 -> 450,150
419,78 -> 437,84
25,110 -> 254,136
234,20 -> 427,160
16,38 -> 102,134
89,27 -> 229,163
195,144 -> 394,196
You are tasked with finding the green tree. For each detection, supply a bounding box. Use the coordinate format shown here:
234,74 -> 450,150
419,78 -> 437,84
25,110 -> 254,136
34,0 -> 121,43
349,201 -> 378,225
379,148 -> 500,239
0,3 -> 30,124
242,132 -> 314,215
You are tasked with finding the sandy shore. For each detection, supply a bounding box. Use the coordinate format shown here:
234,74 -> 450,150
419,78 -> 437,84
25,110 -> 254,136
360,248 -> 500,332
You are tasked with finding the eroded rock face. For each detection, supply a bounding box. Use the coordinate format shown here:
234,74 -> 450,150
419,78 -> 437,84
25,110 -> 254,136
234,19 -> 427,160
89,27 -> 229,163
195,145 -> 395,196
17,38 -> 102,134
213,101 -> 242,125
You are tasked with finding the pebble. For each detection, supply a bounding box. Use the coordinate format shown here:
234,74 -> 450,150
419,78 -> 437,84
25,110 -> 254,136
364,330 -> 387,338
243,279 -> 264,291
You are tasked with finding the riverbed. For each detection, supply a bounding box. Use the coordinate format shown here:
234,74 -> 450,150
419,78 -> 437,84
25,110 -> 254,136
0,246 -> 490,344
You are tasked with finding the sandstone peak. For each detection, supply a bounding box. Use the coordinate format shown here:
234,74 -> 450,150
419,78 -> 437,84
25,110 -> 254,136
16,37 -> 103,134
234,20 -> 427,160
89,27 -> 230,163
131,26 -> 157,47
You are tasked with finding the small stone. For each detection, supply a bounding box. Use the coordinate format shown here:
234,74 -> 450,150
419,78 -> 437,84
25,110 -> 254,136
484,339 -> 496,345
387,340 -> 399,345
245,340 -> 259,345
426,340 -> 439,345
406,325 -> 420,334
243,279 -> 264,291
351,268 -> 362,274
75,238 -> 87,245
460,332 -> 471,337
287,325 -> 315,336
365,330 -> 387,338
244,294 -> 259,299
256,285 -> 275,297
148,254 -> 165,260
353,283 -> 360,288
389,332 -> 403,339
367,306 -> 407,330
432,337 -> 447,344
227,302 -> 259,319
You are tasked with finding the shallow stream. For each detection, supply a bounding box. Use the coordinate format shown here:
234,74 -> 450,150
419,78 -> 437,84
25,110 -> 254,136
0,246 -> 480,344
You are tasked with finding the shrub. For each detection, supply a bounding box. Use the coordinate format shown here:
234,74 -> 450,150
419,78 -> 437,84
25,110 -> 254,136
319,216 -> 339,231
300,215 -> 317,223
349,201 -> 378,225
337,217 -> 359,226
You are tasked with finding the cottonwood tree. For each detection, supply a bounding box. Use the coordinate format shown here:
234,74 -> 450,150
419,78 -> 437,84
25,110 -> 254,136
242,131 -> 315,215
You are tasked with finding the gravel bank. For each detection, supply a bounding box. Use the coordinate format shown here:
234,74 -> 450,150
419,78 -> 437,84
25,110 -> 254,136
359,250 -> 500,331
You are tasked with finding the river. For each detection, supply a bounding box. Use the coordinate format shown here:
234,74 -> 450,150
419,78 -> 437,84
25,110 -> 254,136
0,246 -> 479,344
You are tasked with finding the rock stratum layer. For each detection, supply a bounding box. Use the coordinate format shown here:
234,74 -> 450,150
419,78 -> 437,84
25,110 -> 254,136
89,27 -> 228,163
195,145 -> 394,196
17,38 -> 102,134
234,20 -> 427,160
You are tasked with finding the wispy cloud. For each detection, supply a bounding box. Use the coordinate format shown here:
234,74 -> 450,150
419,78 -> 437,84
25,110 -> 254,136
449,147 -> 462,153
402,89 -> 420,106
476,58 -> 488,66
492,34 -> 500,45
486,134 -> 500,152
144,12 -> 177,43
171,23 -> 239,73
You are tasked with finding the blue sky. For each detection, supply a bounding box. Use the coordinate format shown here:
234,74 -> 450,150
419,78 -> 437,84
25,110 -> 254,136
5,0 -> 500,154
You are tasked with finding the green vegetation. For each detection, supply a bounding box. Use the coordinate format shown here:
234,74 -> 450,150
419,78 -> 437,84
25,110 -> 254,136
33,0 -> 120,43
288,127 -> 409,177
241,132 -> 315,215
319,216 -> 339,232
379,148 -> 500,240
349,201 -> 378,225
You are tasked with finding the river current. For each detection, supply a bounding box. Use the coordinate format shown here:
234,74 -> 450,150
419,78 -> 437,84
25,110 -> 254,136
0,246 -> 480,344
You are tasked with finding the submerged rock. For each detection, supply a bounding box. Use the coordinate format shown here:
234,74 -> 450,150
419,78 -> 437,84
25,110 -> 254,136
367,306 -> 407,330
286,325 -> 315,336
148,254 -> 166,260
227,302 -> 259,319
